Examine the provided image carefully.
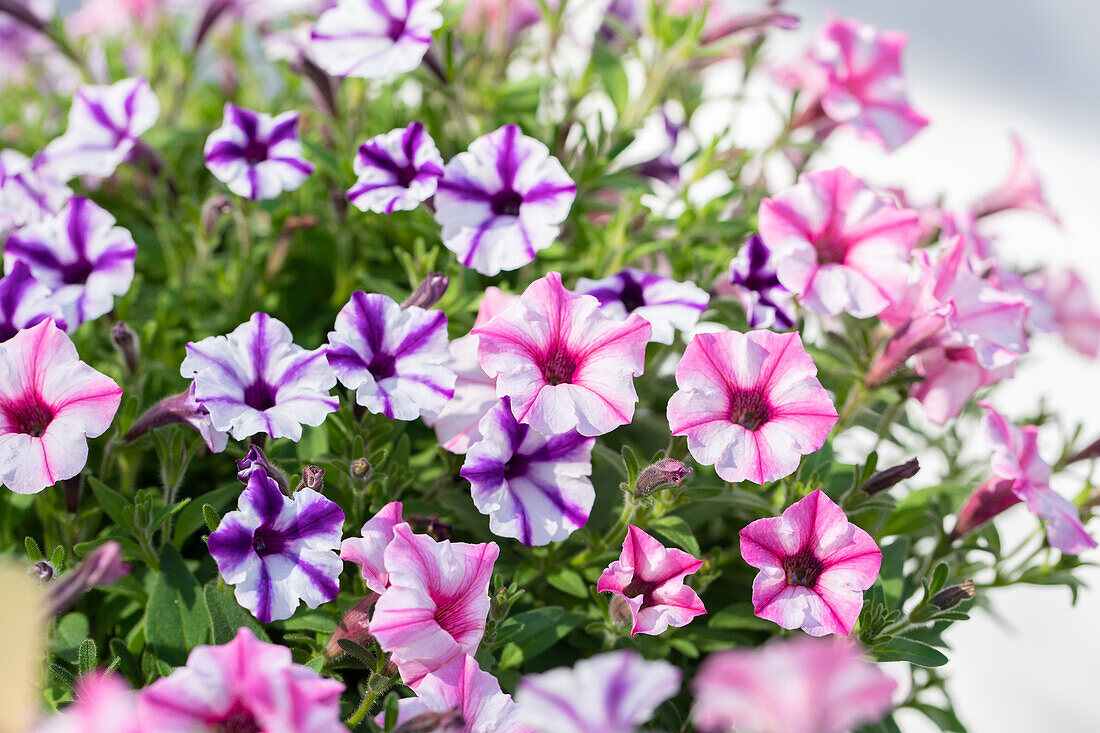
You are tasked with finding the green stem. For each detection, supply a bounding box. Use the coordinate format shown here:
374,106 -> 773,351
344,687 -> 381,728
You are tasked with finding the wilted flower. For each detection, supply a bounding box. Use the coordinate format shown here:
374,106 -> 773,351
301,464 -> 324,491
341,500 -> 404,594
235,444 -> 289,490
727,234 -> 796,330
324,594 -> 377,661
349,122 -> 445,214
930,580 -> 975,610
972,134 -> 1059,224
0,261 -> 66,342
310,0 -> 443,79
123,385 -> 230,454
574,269 -> 709,345
204,103 -> 314,201
634,458 -> 692,498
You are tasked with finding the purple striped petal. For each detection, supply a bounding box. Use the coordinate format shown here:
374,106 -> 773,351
348,122 -> 444,214
309,0 -> 443,80
575,268 -> 709,345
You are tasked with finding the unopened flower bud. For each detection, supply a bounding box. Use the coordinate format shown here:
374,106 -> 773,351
111,321 -> 140,374
407,514 -> 451,542
200,193 -> 232,237
29,561 -> 54,584
950,478 -> 1021,541
350,458 -> 372,482
46,541 -> 129,617
931,580 -> 975,610
489,587 -> 510,623
402,272 -> 450,310
634,459 -> 692,498
324,595 -> 377,661
860,458 -> 920,495
1066,436 -> 1100,466
236,445 -> 290,495
301,465 -> 324,492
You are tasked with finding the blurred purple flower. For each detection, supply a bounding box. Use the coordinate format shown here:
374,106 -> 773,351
310,0 -> 442,79
0,260 -> 65,342
0,149 -> 71,235
728,234 -> 796,330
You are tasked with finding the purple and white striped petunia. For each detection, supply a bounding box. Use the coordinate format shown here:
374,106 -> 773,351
434,125 -> 576,276
574,268 -> 709,345
310,0 -> 443,79
348,122 -> 445,214
41,77 -> 160,181
326,291 -> 455,421
0,261 -> 66,342
461,399 -> 595,546
204,103 -> 313,202
0,149 -> 71,235
727,234 -> 797,330
4,196 -> 136,329
207,469 -> 345,624
181,312 -> 339,442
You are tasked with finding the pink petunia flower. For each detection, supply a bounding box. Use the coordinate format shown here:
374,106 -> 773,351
778,16 -> 928,152
204,103 -> 314,201
515,649 -> 681,733
574,268 -> 709,345
738,489 -> 882,636
1004,267 -> 1100,358
473,272 -> 651,437
758,167 -> 920,318
36,672 -> 141,733
972,134 -> 1059,224
979,402 -> 1095,554
0,319 -> 122,495
908,346 -> 1012,426
340,500 -> 404,594
370,523 -> 499,685
348,122 -> 445,214
310,0 -> 443,79
667,329 -> 837,485
137,627 -> 348,733
692,636 -> 896,733
596,524 -> 706,637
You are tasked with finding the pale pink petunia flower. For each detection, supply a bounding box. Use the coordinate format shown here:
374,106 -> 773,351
739,489 -> 882,636
36,672 -> 140,733
370,523 -> 499,685
340,500 -> 404,595
473,272 -> 651,437
758,167 -> 919,318
909,346 -> 1012,426
692,636 -> 896,733
972,134 -> 1060,224
596,524 -> 706,637
1003,267 -> 1100,358
0,319 -> 122,495
668,329 -> 837,485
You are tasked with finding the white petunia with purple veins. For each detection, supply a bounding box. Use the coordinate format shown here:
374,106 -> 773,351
0,150 -> 71,235
204,103 -> 314,201
0,261 -> 66,342
207,468 -> 344,624
434,125 -> 576,276
727,233 -> 797,330
42,77 -> 160,181
326,291 -> 455,421
348,122 -> 444,214
461,400 -> 595,546
310,0 -> 443,79
4,196 -> 136,329
574,269 -> 709,345
181,312 -> 339,442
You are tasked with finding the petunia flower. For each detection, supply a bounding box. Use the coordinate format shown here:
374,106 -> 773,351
692,636 -> 896,733
326,290 -> 455,420
0,260 -> 66,342
668,329 -> 838,485
42,77 -> 160,180
0,319 -> 122,495
309,0 -> 443,79
181,312 -> 339,441
370,523 -> 499,685
204,103 -> 314,201
434,125 -> 576,276
738,489 -> 882,636
515,649 -> 681,733
36,672 -> 141,733
137,627 -> 348,733
473,272 -> 651,437
461,399 -> 595,546
348,122 -> 445,214
1004,267 -> 1100,358
972,134 -> 1059,224
778,15 -> 928,152
207,469 -> 345,623
726,233 -> 796,330
596,525 -> 706,637
574,269 -> 709,345
5,196 -> 137,329
340,500 -> 404,594
0,149 -> 71,235
757,166 -> 919,318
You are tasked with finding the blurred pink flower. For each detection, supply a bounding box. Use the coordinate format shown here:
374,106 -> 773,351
667,329 -> 837,485
739,489 -> 881,636
68,0 -> 162,37
972,134 -> 1060,224
909,346 -> 1011,426
340,500 -> 403,595
460,0 -> 541,45
37,672 -> 140,733
1002,267 -> 1100,358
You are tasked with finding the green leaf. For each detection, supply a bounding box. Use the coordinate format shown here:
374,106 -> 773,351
24,537 -> 44,562
929,561 -> 950,595
204,584 -> 269,645
88,477 -> 136,533
77,638 -> 98,674
172,485 -> 239,546
871,637 -> 948,667
52,613 -> 89,664
647,515 -> 701,557
546,567 -> 589,599
706,602 -> 774,631
202,504 -> 222,533
913,703 -> 967,732
144,544 -> 212,666
496,608 -> 586,669
50,545 -> 65,571
592,44 -> 631,115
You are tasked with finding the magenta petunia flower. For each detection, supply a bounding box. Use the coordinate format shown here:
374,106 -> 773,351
204,103 -> 314,201
779,15 -> 928,152
326,291 -> 455,420
434,125 -> 576,276
0,149 -> 71,235
692,637 -> 897,733
461,399 -> 595,546
596,524 -> 706,637
137,627 -> 348,733
42,77 -> 160,181
972,134 -> 1059,224
758,166 -> 919,318
980,402 -> 1095,554
738,489 -> 882,637
473,272 -> 651,437
370,523 -> 499,685
5,196 -> 137,329
515,649 -> 681,733
668,329 -> 837,485
348,122 -> 445,214
181,312 -> 339,441
207,468 -> 345,623
0,261 -> 66,342
36,672 -> 141,733
341,500 -> 403,594
310,0 -> 443,79
0,319 -> 122,495
574,269 -> 709,345
726,233 -> 796,330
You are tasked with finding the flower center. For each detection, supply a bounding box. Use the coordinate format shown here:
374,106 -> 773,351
489,188 -> 524,217
386,15 -> 408,41
60,259 -> 94,285
503,452 -> 531,480
243,379 -> 277,411
3,393 -> 55,437
815,237 -> 848,266
540,349 -> 577,386
368,352 -> 397,382
395,163 -> 420,188
242,140 -> 269,165
621,576 -> 661,610
729,389 -> 772,431
251,527 -> 285,557
782,548 -> 824,588
433,594 -> 477,639
618,274 -> 646,313
218,705 -> 261,733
